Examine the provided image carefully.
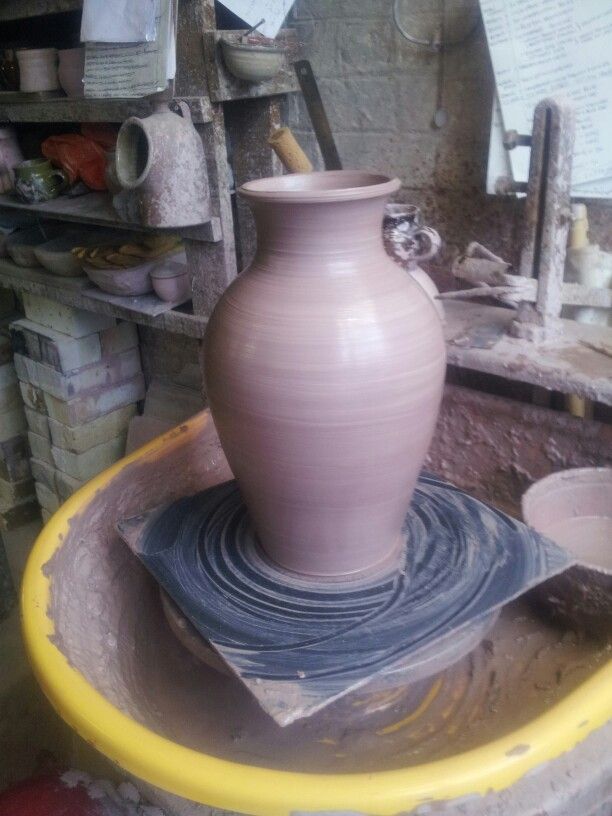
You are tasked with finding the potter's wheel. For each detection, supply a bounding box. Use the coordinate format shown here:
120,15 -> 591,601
119,473 -> 570,724
23,413 -> 612,815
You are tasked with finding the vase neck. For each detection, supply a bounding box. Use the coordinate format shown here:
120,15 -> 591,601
250,197 -> 387,265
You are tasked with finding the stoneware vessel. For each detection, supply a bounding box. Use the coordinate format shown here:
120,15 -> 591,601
221,38 -> 285,82
522,467 -> 612,634
150,257 -> 191,302
57,47 -> 85,98
383,203 -> 443,319
114,101 -> 211,228
204,170 -> 447,578
14,157 -> 68,203
16,48 -> 59,93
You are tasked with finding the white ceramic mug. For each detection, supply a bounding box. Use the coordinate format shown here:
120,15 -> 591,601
16,48 -> 59,93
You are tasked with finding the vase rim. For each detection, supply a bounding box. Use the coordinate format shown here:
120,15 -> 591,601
239,170 -> 401,203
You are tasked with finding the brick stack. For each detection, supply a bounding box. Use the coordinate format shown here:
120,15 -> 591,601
0,290 -> 37,531
10,294 -> 145,521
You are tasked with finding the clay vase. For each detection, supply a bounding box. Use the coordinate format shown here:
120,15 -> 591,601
204,171 -> 446,579
114,101 -> 210,228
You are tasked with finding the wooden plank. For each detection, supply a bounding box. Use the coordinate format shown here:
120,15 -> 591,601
0,259 -> 207,338
175,0 -> 213,98
203,29 -> 300,102
187,111 -> 238,317
444,300 -> 612,405
0,192 -> 220,242
0,0 -> 81,21
0,95 -> 212,124
226,95 -> 282,269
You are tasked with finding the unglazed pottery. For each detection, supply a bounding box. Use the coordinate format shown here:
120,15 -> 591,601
150,258 -> 191,302
114,102 -> 211,228
204,171 -> 447,578
83,250 -> 185,296
57,47 -> 85,98
522,467 -> 612,634
33,233 -> 95,277
16,48 -> 59,92
6,225 -> 57,267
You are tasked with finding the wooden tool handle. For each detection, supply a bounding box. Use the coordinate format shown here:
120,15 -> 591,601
268,127 -> 313,174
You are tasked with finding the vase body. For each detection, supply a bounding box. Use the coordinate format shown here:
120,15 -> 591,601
204,171 -> 446,578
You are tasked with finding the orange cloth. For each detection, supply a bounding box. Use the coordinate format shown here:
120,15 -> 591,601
41,126 -> 118,191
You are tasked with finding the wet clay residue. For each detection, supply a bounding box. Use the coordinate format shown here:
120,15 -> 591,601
45,414 -> 611,774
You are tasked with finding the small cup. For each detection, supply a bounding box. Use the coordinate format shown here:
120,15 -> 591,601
14,158 -> 69,203
16,47 -> 59,93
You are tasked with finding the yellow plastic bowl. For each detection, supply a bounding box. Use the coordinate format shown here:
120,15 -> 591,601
21,412 -> 612,816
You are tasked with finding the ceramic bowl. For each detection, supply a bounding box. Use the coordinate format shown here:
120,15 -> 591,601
57,47 -> 85,98
34,234 -> 86,277
221,39 -> 285,82
83,259 -> 155,297
150,257 -> 191,302
6,225 -> 55,267
522,467 -> 612,635
33,230 -> 116,277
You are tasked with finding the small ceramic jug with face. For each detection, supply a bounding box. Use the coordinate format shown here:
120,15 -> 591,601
383,203 -> 443,319
14,158 -> 69,203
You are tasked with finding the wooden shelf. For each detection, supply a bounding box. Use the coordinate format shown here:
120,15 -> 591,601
444,300 -> 612,405
0,259 -> 207,338
0,192 -> 221,242
0,0 -> 81,21
203,30 -> 300,103
0,95 -> 212,124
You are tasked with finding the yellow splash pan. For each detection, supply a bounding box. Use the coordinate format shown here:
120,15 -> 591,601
21,411 -> 612,816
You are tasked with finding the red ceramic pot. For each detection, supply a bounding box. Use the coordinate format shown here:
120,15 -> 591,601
204,171 -> 446,579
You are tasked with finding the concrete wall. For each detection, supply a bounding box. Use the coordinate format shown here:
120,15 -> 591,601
285,0 -> 611,291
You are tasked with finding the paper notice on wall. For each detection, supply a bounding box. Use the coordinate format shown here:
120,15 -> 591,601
83,0 -> 174,98
487,93 -> 612,199
480,0 -> 612,195
217,0 -> 295,39
81,0 -> 157,43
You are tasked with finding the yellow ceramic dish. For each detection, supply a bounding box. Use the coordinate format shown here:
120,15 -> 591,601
21,413 -> 612,816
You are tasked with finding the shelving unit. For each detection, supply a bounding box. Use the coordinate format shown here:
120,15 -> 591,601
0,192 -> 221,242
0,95 -> 212,123
0,257 -> 206,337
0,0 -> 299,333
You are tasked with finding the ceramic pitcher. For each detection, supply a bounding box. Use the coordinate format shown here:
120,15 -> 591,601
204,171 -> 446,579
383,203 -> 443,319
114,102 -> 210,228
14,158 -> 68,203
